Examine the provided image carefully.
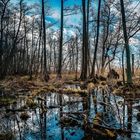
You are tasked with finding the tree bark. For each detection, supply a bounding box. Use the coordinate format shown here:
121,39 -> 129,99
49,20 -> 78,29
120,0 -> 132,84
80,0 -> 88,80
90,0 -> 101,77
57,0 -> 63,79
42,0 -> 49,82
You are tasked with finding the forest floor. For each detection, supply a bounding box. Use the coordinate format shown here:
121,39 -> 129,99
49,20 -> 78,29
1,74 -> 140,139
0,73 -> 140,99
0,74 -> 87,97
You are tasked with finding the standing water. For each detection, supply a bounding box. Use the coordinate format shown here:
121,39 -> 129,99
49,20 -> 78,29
0,86 -> 140,140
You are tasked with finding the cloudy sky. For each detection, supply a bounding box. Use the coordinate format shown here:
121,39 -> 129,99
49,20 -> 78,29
11,0 -> 140,44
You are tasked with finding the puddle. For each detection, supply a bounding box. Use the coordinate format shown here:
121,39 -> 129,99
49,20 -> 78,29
0,86 -> 140,140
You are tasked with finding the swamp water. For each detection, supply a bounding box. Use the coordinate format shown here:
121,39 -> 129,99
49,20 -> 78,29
0,85 -> 140,140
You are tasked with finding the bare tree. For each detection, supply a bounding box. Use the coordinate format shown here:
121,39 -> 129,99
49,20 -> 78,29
57,0 -> 64,79
42,0 -> 49,81
90,0 -> 101,77
120,0 -> 132,84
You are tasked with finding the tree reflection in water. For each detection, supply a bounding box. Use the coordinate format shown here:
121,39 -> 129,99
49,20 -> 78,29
0,87 -> 140,140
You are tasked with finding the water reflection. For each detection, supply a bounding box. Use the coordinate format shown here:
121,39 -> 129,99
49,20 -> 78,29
0,87 -> 140,140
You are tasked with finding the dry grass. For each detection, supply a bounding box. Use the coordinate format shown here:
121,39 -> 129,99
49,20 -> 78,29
1,71 -> 140,99
0,73 -> 87,99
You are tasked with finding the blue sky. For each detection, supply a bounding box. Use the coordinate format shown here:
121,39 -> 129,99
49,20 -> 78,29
11,0 -> 81,7
10,0 -> 140,42
11,0 -> 82,28
10,0 -> 112,36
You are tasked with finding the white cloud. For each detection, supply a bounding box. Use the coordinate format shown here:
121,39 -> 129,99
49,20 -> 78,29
48,9 -> 60,20
130,37 -> 140,46
64,13 -> 82,26
63,28 -> 76,37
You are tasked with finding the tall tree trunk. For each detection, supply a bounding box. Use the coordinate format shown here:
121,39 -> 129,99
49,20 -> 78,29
90,0 -> 101,77
53,40 -> 57,73
36,15 -> 42,76
29,17 -> 34,80
42,0 -> 49,82
101,6 -> 110,74
23,13 -> 27,74
57,0 -> 63,79
75,35 -> 79,80
87,0 -> 90,76
120,0 -> 132,84
80,0 -> 88,80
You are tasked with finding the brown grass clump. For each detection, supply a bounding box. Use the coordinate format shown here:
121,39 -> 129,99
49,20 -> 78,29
87,82 -> 95,93
26,98 -> 37,109
112,84 -> 140,99
61,88 -> 88,96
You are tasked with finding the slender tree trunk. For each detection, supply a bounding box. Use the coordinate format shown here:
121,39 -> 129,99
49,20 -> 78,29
36,15 -> 42,76
101,7 -> 110,74
42,0 -> 49,82
75,35 -> 79,80
90,0 -> 101,77
29,17 -> 34,80
57,0 -> 63,79
122,48 -> 125,84
23,14 -> 27,74
120,0 -> 132,84
53,41 -> 57,73
132,54 -> 134,76
87,0 -> 90,76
